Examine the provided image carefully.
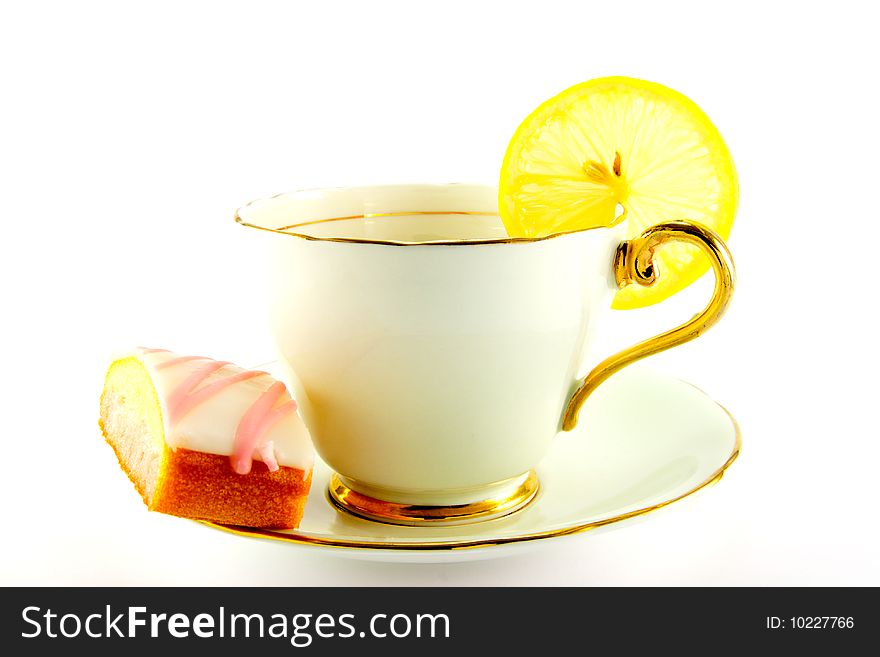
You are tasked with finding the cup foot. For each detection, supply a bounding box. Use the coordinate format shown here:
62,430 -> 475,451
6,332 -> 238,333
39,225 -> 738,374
327,471 -> 539,526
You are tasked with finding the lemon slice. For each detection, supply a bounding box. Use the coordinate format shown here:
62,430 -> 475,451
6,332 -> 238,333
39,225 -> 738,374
499,76 -> 738,308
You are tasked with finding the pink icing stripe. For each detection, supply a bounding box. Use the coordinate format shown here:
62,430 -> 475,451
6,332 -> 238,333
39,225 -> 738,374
165,361 -> 264,426
155,355 -> 207,370
165,361 -> 227,424
156,353 -> 297,475
231,382 -> 297,474
258,441 -> 279,472
248,399 -> 297,472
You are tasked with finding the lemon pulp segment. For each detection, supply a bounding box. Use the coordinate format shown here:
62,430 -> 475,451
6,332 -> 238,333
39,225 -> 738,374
499,77 -> 738,308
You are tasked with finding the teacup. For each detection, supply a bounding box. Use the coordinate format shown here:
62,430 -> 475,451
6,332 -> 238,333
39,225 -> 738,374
236,184 -> 734,525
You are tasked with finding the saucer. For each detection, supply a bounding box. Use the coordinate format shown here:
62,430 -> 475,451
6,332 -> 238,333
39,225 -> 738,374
201,366 -> 740,563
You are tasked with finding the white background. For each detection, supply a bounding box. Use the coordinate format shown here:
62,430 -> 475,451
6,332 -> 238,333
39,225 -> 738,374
1,0 -> 878,585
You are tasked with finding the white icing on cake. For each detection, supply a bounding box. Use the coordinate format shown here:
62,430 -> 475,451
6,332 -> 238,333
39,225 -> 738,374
137,349 -> 314,472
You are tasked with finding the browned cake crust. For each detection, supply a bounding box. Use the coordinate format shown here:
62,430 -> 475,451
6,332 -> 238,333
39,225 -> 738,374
100,406 -> 311,530
154,448 -> 311,529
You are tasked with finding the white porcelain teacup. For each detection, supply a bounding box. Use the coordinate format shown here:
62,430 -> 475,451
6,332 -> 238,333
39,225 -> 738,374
236,184 -> 734,525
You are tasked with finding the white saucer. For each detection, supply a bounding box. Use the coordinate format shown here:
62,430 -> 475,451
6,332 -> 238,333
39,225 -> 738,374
201,366 -> 740,563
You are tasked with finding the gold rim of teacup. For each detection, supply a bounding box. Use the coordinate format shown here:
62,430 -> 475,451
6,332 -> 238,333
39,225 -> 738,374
233,185 -> 626,247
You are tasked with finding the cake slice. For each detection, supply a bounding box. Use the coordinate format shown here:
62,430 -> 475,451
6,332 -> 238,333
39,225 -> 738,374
99,348 -> 314,529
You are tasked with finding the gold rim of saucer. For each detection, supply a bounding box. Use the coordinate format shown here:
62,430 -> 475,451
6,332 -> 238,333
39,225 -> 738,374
326,471 -> 540,527
198,390 -> 741,553
196,408 -> 742,552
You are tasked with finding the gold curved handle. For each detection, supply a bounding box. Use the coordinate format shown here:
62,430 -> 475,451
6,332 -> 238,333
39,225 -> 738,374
562,219 -> 735,431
